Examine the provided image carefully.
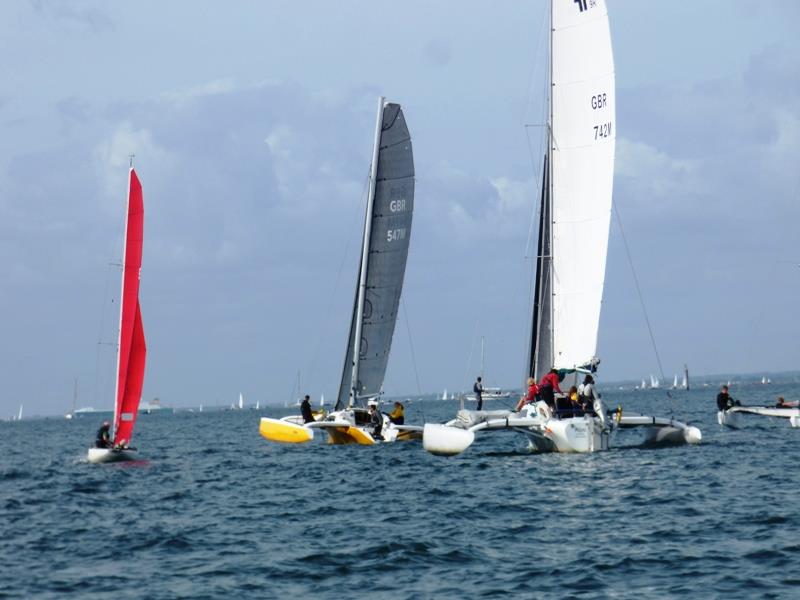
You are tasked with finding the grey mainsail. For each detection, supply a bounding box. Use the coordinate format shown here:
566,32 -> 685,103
336,101 -> 414,409
528,154 -> 552,382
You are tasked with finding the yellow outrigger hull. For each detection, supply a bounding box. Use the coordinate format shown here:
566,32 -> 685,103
259,417 -> 314,443
259,417 -> 378,445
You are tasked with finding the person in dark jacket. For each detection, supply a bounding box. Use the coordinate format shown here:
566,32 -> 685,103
473,376 -> 484,411
368,401 -> 383,439
300,395 -> 315,424
578,374 -> 598,413
716,385 -> 735,411
95,421 -> 112,449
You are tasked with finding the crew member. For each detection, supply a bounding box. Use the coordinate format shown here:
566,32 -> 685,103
578,374 -> 597,412
95,421 -> 112,449
473,376 -> 484,411
300,394 -> 315,424
539,368 -> 563,409
368,400 -> 383,440
516,377 -> 539,412
388,401 -> 405,425
716,385 -> 735,411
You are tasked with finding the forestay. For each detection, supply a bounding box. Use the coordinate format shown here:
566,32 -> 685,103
550,0 -> 615,371
336,103 -> 414,409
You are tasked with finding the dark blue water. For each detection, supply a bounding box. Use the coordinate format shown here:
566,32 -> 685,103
2,383 -> 800,598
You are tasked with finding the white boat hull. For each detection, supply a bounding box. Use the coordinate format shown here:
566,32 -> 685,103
721,406 -> 800,428
544,416 -> 609,453
423,402 -> 701,456
87,447 -> 138,464
718,410 -> 741,428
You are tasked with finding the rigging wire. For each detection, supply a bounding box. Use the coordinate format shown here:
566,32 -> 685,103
613,203 -> 673,407
303,168 -> 371,396
401,296 -> 425,421
460,320 -> 481,410
93,197 -> 127,407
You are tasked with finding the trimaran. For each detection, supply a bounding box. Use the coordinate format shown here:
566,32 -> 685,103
88,166 -> 147,464
260,97 -> 422,445
423,0 -> 701,456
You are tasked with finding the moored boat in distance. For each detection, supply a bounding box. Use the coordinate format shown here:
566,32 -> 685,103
88,165 -> 147,464
259,97 -> 422,445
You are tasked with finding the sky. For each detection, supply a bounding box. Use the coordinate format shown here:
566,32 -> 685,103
1,1 -> 799,416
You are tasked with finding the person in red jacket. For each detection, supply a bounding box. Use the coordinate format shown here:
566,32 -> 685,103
539,368 -> 563,409
516,377 -> 539,411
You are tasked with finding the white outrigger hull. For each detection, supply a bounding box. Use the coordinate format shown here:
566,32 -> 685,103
87,447 -> 138,464
423,402 -> 700,456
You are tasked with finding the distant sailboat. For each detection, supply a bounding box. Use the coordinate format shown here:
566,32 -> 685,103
239,392 -> 244,410
672,374 -> 678,390
441,389 -> 448,401
465,338 -> 512,402
682,364 -> 689,390
88,166 -> 147,464
17,405 -> 23,421
66,378 -> 78,419
319,393 -> 325,407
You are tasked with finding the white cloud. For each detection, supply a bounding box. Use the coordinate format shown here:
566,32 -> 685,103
93,121 -> 173,212
615,137 -> 697,200
160,78 -> 236,107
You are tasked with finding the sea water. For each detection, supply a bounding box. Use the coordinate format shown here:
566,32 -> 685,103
2,383 -> 799,598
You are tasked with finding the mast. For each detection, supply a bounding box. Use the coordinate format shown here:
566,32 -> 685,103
349,96 -> 385,407
684,364 -> 690,390
528,1 -> 555,383
112,167 -> 133,437
72,378 -> 78,415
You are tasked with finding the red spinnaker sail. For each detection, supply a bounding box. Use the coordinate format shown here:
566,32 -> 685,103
113,168 -> 146,446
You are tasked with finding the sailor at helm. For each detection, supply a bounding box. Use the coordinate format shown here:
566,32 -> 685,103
95,421 -> 112,449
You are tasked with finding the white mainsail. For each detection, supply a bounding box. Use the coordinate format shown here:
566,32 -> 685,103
549,0 -> 615,371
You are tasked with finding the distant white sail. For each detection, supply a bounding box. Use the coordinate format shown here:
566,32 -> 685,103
239,392 -> 244,410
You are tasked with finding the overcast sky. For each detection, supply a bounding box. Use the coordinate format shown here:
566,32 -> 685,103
2,1 -> 799,416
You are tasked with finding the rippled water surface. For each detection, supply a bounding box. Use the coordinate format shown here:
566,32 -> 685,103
2,383 -> 800,598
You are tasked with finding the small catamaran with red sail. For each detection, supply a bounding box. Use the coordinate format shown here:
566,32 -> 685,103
88,166 -> 147,464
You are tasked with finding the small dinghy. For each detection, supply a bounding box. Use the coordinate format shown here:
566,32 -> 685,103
88,165 -> 147,464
